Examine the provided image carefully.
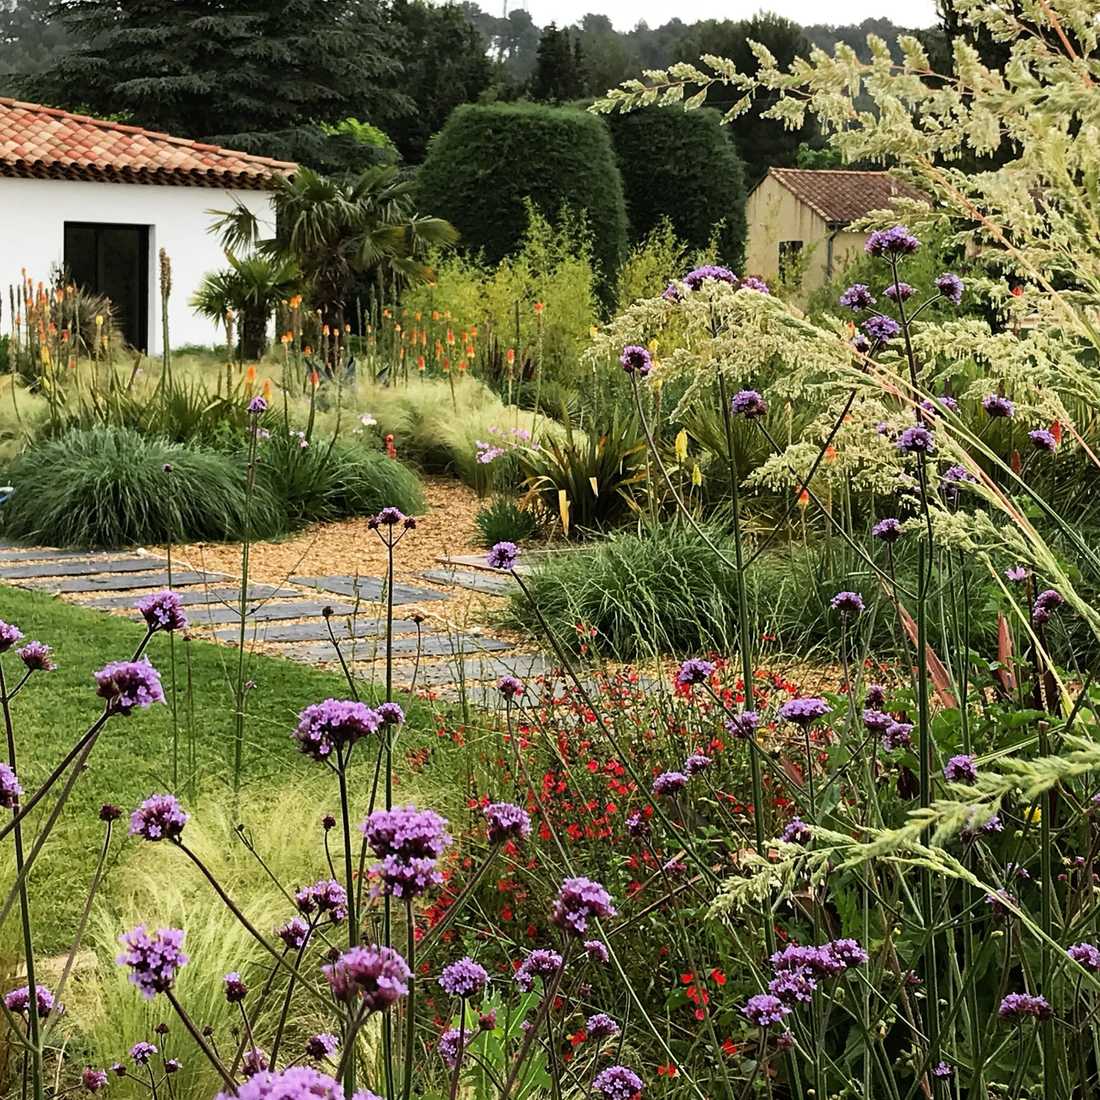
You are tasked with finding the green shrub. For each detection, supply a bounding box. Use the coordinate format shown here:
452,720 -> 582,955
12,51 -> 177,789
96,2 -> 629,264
475,496 -> 541,547
418,102 -> 628,285
0,427 -> 286,548
502,521 -> 743,656
606,106 -> 748,269
256,433 -> 424,523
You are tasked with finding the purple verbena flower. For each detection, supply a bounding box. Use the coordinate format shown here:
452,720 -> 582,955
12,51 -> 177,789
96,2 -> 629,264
862,708 -> 892,733
683,265 -> 736,290
592,1065 -> 644,1100
374,507 -> 406,526
944,754 -> 978,784
305,1033 -> 339,1060
486,541 -> 519,570
982,394 -> 1015,418
552,876 -> 615,936
0,763 -> 21,809
376,702 -> 405,727
839,284 -> 875,311
725,710 -> 760,739
514,949 -> 563,992
94,658 -> 164,715
825,939 -> 869,968
872,518 -> 903,543
586,1012 -> 620,1040
883,281 -> 915,301
247,395 -> 268,415
768,968 -> 817,1005
82,1069 -> 108,1093
0,620 -> 23,651
363,806 -> 452,861
1067,943 -> 1100,972
932,1061 -> 954,1078
438,1027 -> 464,1070
830,590 -> 864,615
117,926 -> 187,998
865,225 -> 920,256
293,699 -> 381,762
730,389 -> 767,418
496,675 -> 524,700
1005,565 -> 1029,583
896,424 -> 935,455
3,985 -> 58,1017
224,972 -> 248,1003
276,918 -> 310,950
866,683 -> 886,707
215,1067 -> 377,1100
652,771 -> 689,797
676,657 -> 714,686
740,276 -> 770,293
129,794 -> 188,841
777,697 -> 831,727
1032,588 -> 1064,625
17,641 -> 54,672
242,1049 -> 269,1078
129,1043 -> 157,1065
781,817 -> 812,844
619,346 -> 652,377
322,945 -> 410,1009
742,993 -> 791,1028
862,314 -> 901,342
483,802 -> 531,844
936,273 -> 964,304
998,992 -> 1052,1021
438,957 -> 488,999
883,721 -> 913,751
584,939 -> 610,963
294,880 -> 348,922
683,753 -> 712,775
136,590 -> 188,633
1029,429 -> 1058,452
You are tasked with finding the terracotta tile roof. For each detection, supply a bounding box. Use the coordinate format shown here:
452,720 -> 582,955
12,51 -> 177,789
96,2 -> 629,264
0,97 -> 295,190
766,168 -> 925,226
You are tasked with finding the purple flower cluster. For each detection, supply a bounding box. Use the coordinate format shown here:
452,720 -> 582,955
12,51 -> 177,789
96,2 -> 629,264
883,281 -> 915,301
676,657 -> 714,686
592,1065 -> 644,1100
1067,943 -> 1100,972
586,1012 -> 620,1040
377,702 -> 405,726
725,710 -> 760,739
683,752 -> 711,775
304,1033 -> 339,1059
921,394 -> 959,417
982,393 -> 1015,418
941,464 -> 977,502
3,984 -> 58,1017
936,272 -> 964,304
839,284 -> 875,311
683,265 -> 736,290
18,641 -> 54,672
484,801 -> 532,844
943,754 -> 978,784
552,876 -> 615,936
496,675 -> 524,700
1032,588 -> 1064,625
276,918 -> 310,950
730,389 -> 768,418
216,1067 -> 379,1100
865,225 -> 920,256
487,541 -> 519,570
363,805 -> 452,898
293,699 -> 382,761
1029,429 -> 1058,452
863,708 -> 892,733
129,794 -> 188,841
0,762 -> 21,809
781,817 -> 812,844
243,1049 -> 270,1078
770,939 -> 868,978
130,1042 -> 157,1065
741,993 -> 790,1028
438,1027 -> 464,1070
998,992 -> 1052,1021
438,956 -> 488,999
224,972 -> 248,1003
82,1069 -> 108,1093
136,590 -> 188,633
620,345 -> 652,377
294,879 -> 348,922
768,968 -> 816,1004
862,314 -> 901,342
777,697 -> 831,727
247,395 -> 268,415
322,945 -> 410,1009
882,721 -> 913,750
584,939 -> 610,962
95,658 -> 165,715
0,620 -> 23,651
117,926 -> 188,998
830,590 -> 864,615
514,949 -> 563,991
741,276 -> 770,293
872,517 -> 903,543
896,424 -> 935,455
652,771 -> 689,797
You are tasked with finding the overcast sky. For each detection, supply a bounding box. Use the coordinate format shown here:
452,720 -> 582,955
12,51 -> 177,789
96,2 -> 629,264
524,0 -> 939,30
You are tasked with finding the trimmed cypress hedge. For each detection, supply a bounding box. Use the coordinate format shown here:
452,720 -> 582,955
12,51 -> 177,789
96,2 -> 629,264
417,102 -> 628,281
606,106 -> 748,270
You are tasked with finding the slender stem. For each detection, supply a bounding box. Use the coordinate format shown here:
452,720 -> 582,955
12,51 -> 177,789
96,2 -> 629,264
233,419 -> 260,797
400,897 -> 416,1100
164,990 -> 236,1092
447,1010 -> 466,1100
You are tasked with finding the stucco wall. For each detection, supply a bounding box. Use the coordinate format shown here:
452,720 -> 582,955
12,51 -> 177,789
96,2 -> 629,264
745,176 -> 862,298
0,177 -> 275,352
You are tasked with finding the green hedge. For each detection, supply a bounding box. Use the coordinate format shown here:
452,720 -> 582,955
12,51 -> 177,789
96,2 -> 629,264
606,106 -> 748,269
418,102 -> 628,281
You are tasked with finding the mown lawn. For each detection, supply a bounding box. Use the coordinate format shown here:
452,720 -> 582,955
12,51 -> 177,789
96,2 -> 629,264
0,585 -> 444,947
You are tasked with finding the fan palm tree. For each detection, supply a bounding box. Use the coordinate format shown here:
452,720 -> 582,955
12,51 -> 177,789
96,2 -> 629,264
191,253 -> 300,360
209,165 -> 457,330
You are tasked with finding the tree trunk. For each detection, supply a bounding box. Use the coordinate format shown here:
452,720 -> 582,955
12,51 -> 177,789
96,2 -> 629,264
241,307 -> 268,361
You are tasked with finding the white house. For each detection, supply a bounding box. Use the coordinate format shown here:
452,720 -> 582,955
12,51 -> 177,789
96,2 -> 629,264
0,96 -> 295,352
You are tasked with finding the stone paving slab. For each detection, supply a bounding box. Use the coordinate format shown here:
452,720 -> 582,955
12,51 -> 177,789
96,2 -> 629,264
281,632 -> 512,664
184,600 -> 360,627
213,616 -> 422,644
293,575 -> 446,604
0,548 -> 147,563
25,570 -> 216,594
0,556 -> 168,580
77,585 -> 286,610
441,553 -> 535,577
379,652 -> 548,689
420,569 -> 516,596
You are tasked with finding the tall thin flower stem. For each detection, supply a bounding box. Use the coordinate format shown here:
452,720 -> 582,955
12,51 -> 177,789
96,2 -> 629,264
164,990 -> 236,1092
447,1010 -> 466,1100
400,897 -> 417,1100
0,661 -> 42,1100
233,414 -> 261,797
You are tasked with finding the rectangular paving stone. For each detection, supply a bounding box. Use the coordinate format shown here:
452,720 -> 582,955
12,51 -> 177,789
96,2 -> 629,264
293,575 -> 445,604
420,569 -> 515,595
213,616 -> 421,643
23,570 -> 215,593
377,652 -> 546,689
280,632 -> 512,664
441,553 -> 534,577
0,548 -> 135,563
186,600 -> 360,627
76,585 -> 285,609
0,556 -> 168,580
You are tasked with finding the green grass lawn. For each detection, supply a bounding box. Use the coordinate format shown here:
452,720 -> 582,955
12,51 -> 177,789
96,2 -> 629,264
0,585 -> 447,947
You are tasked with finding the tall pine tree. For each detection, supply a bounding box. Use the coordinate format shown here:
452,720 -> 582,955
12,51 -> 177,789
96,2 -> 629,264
530,23 -> 586,103
26,0 -> 407,164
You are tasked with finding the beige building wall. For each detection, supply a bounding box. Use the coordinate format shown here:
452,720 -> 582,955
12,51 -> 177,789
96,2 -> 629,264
745,176 -> 863,298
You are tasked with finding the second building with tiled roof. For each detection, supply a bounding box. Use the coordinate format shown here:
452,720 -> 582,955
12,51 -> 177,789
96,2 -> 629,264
744,167 -> 926,298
